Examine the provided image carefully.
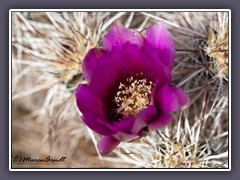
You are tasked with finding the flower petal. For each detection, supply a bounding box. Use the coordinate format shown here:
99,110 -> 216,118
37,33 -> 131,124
76,84 -> 116,135
149,114 -> 173,130
131,105 -> 157,134
157,85 -> 190,113
97,136 -> 120,155
120,43 -> 147,76
143,41 -> 172,84
120,42 -> 170,85
90,61 -> 121,99
113,117 -> 135,132
82,118 -> 115,136
103,22 -> 143,51
82,48 -> 105,82
144,22 -> 175,71
76,84 -> 106,118
113,132 -> 139,142
151,79 -> 159,105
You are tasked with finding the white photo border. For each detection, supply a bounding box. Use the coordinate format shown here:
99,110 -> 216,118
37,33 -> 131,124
9,9 -> 231,171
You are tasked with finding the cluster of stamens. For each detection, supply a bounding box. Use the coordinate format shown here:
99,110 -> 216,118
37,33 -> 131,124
113,74 -> 154,119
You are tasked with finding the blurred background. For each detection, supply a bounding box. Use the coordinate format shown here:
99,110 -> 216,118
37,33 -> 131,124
11,11 -> 229,168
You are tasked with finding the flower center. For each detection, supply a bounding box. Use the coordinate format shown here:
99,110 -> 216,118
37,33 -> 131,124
113,74 -> 154,119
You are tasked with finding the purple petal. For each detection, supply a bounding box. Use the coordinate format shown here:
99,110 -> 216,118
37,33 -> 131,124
151,79 -> 159,106
97,136 -> 120,155
131,105 -> 157,134
113,117 -> 135,132
120,43 -> 147,76
76,84 -> 106,118
143,41 -> 172,84
157,85 -> 190,113
149,114 -> 173,130
120,42 -> 170,85
113,132 -> 139,142
89,43 -> 149,99
144,22 -> 175,71
103,22 -> 143,51
82,48 -> 105,82
89,61 -> 121,99
82,117 -> 116,136
75,84 -> 116,135
95,118 -> 119,132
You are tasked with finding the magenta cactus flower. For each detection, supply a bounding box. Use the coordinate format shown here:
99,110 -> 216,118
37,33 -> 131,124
76,22 -> 190,155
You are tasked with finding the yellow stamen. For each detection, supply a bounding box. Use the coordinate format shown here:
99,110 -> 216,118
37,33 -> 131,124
113,74 -> 154,118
